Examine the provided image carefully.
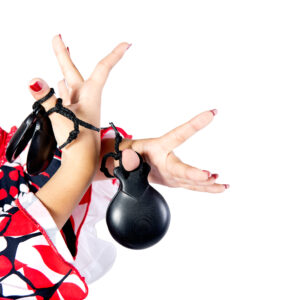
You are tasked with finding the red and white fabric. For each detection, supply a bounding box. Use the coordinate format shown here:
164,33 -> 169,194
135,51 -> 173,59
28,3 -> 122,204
0,125 -> 132,299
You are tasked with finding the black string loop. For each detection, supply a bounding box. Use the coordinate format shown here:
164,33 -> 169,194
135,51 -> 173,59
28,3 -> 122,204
100,122 -> 124,178
32,88 -> 55,110
32,88 -> 100,149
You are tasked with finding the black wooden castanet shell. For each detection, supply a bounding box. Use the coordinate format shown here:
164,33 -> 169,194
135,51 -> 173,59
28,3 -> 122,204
106,154 -> 171,250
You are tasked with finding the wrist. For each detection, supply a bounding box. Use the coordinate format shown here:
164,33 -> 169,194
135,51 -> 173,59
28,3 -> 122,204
61,129 -> 100,167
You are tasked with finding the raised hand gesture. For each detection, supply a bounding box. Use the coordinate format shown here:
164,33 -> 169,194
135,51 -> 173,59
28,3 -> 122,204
127,110 -> 230,193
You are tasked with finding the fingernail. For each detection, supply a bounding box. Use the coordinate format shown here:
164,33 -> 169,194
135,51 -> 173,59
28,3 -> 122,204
67,46 -> 70,54
126,43 -> 132,50
29,81 -> 43,92
203,170 -> 211,177
59,34 -> 62,40
211,173 -> 219,179
224,184 -> 230,189
210,109 -> 218,116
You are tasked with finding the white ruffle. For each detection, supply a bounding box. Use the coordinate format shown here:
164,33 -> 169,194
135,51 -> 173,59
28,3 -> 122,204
73,179 -> 120,284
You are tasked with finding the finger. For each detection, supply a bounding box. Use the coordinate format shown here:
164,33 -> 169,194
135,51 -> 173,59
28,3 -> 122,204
28,78 -> 57,110
179,183 -> 229,193
52,34 -> 84,89
171,163 -> 210,182
57,79 -> 71,106
166,153 -> 210,181
160,110 -> 217,152
174,173 -> 219,186
89,42 -> 131,90
28,78 -> 79,150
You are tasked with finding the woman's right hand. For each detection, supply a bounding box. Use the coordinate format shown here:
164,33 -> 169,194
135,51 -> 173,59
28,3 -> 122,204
23,36 -> 132,229
27,35 -> 131,156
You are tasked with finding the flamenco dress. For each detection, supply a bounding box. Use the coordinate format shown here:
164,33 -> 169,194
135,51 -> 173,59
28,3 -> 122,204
0,124 -> 132,300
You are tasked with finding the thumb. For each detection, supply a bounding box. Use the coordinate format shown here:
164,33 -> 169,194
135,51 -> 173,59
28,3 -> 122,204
28,78 -> 58,111
114,149 -> 140,171
28,77 -> 74,148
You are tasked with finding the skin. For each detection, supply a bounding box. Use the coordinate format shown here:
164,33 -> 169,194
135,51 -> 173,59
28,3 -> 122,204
28,35 -> 229,229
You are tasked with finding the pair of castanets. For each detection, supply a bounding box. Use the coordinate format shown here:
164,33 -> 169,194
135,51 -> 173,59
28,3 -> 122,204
6,89 -> 58,176
6,88 -> 170,249
6,88 -> 101,175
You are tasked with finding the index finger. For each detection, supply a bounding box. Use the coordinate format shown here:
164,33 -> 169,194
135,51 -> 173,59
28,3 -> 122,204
159,109 -> 217,152
89,42 -> 130,90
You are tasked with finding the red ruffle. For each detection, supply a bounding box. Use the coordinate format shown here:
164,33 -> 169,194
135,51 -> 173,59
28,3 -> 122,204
0,126 -> 18,167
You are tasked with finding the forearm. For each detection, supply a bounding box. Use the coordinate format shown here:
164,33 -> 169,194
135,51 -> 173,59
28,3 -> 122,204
35,129 -> 100,230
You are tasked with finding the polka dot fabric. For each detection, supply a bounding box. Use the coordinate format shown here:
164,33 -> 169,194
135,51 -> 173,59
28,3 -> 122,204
0,125 -> 132,299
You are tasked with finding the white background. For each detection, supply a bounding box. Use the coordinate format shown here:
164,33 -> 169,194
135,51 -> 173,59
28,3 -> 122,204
1,1 -> 300,299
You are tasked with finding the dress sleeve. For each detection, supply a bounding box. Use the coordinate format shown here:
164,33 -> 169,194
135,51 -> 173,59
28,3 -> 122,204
0,125 -> 133,298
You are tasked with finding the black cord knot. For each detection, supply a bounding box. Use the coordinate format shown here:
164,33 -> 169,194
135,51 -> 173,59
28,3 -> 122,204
100,122 -> 124,178
69,130 -> 79,140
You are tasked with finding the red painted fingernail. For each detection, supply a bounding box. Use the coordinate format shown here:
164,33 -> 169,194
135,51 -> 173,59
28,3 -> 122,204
29,81 -> 43,92
67,46 -> 70,54
211,173 -> 219,179
59,34 -> 62,40
224,184 -> 230,189
203,170 -> 211,177
210,109 -> 218,116
126,43 -> 132,50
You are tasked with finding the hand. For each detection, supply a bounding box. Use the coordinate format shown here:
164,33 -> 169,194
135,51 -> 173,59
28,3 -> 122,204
25,35 -> 131,229
123,110 -> 230,193
42,35 -> 228,191
28,35 -> 131,155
